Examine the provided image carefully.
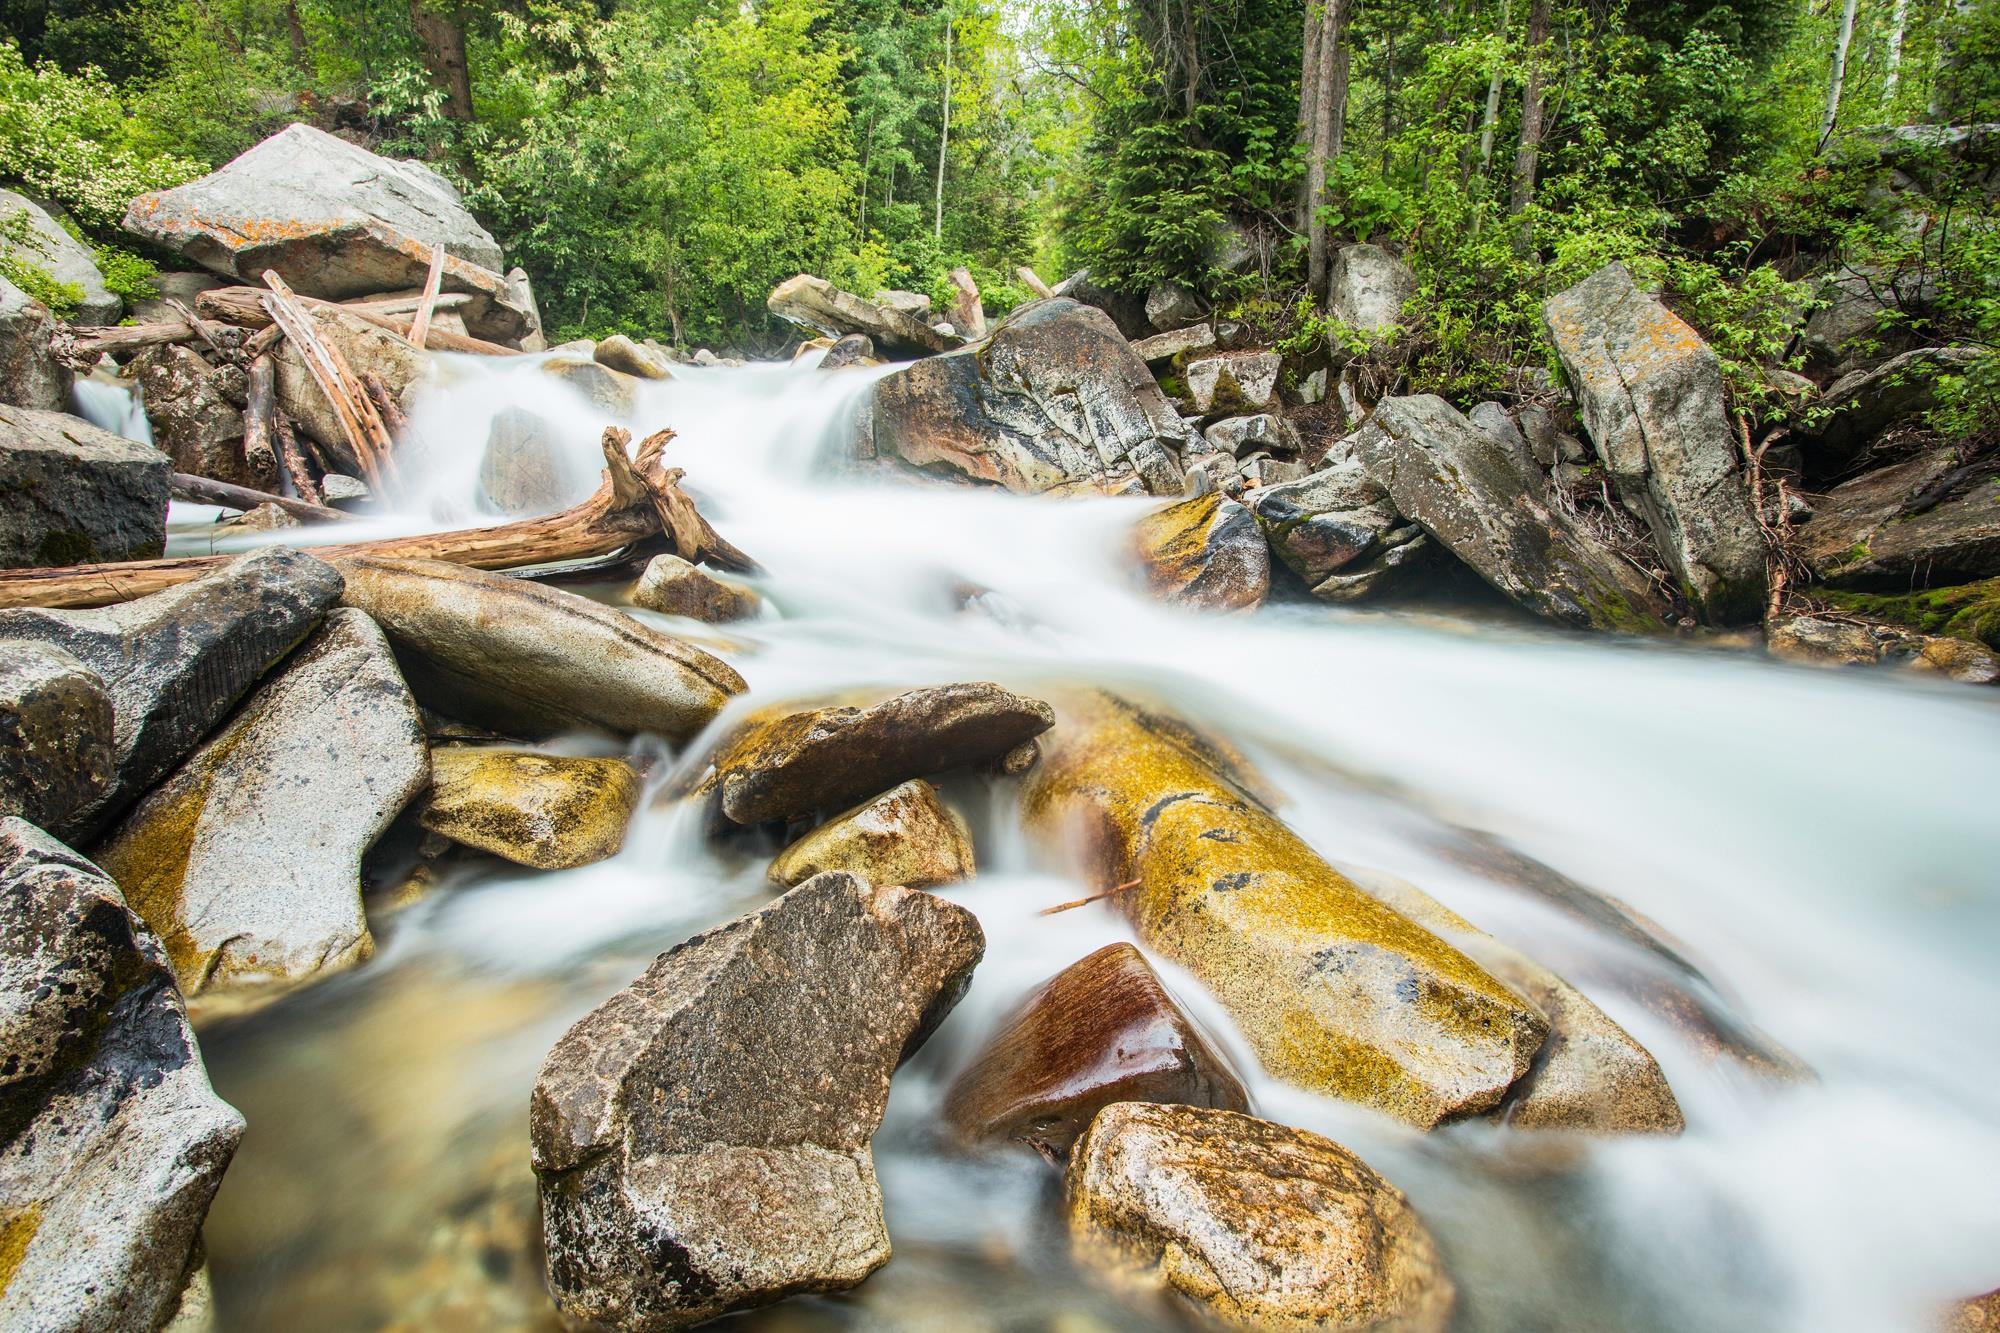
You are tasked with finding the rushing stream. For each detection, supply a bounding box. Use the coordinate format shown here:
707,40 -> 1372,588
175,352 -> 2000,1332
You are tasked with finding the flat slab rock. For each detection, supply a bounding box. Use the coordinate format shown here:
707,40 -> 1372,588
767,274 -> 949,357
1802,447 -> 2000,589
1066,1102 -> 1454,1332
0,403 -> 170,571
705,682 -> 1054,829
530,871 -> 985,1330
0,818 -> 244,1332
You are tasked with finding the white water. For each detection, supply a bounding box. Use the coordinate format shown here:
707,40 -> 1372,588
194,353 -> 2000,1331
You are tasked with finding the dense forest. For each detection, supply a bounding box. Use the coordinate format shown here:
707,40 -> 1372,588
1,0 -> 1996,411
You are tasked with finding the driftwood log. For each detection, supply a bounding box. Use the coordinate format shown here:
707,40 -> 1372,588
197,286 -> 517,356
0,428 -> 753,609
240,354 -> 281,485
170,473 -> 353,524
262,271 -> 401,496
272,411 -> 324,507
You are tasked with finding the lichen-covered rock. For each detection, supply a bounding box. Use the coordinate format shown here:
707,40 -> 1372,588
0,277 -> 69,413
419,747 -> 641,870
1328,243 -> 1416,340
768,274 -> 949,357
0,404 -> 169,571
1065,1103 -> 1453,1332
0,190 -> 119,324
1803,446 -> 2000,589
1132,491 -> 1270,612
1799,347 -> 1981,471
0,547 -> 343,839
1350,394 -> 1669,632
1543,262 -> 1766,624
477,405 -> 567,516
1767,613 -> 2000,685
1144,283 -> 1206,332
1022,692 -> 1548,1128
767,778 -> 973,890
129,344 -> 271,491
704,682 -> 1053,829
944,942 -> 1248,1159
335,556 -> 745,741
1184,351 -> 1281,415
631,554 -> 762,623
1767,615 -> 1883,667
1129,324 -> 1215,364
275,306 -> 431,472
93,609 -> 428,1015
1205,413 -> 1299,459
1247,453 -> 1406,596
0,818 -> 244,1332
529,871 -> 984,1330
866,298 -> 1188,496
0,642 -> 112,839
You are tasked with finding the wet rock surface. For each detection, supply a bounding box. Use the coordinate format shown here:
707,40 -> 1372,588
1247,452 -> 1408,595
419,747 -> 641,870
0,641 -> 113,839
93,608 -> 429,1014
529,871 -> 985,1330
1132,491 -> 1270,611
593,334 -> 676,380
1023,692 -> 1548,1127
336,556 -> 745,741
631,553 -> 762,623
0,403 -> 169,570
0,818 -> 244,1331
944,942 -> 1248,1159
477,405 -> 567,515
705,682 -> 1054,828
1065,1102 -> 1454,1332
767,778 -> 974,890
0,547 -> 343,838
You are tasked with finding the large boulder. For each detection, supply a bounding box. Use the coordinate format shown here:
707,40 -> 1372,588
129,344 -> 272,490
0,818 -> 244,1330
0,547 -> 343,839
1065,1103 -> 1454,1332
767,274 -> 949,357
93,608 -> 429,1015
943,942 -> 1248,1159
701,682 -> 1054,829
0,642 -> 113,838
0,276 -> 70,412
1350,395 -> 1669,631
123,124 -> 531,341
1144,282 -> 1206,331
1247,452 -> 1415,601
766,778 -> 974,890
1802,447 -> 2000,588
1800,265 -> 1932,375
418,746 -> 641,870
335,556 -> 745,741
864,297 -> 1189,496
275,305 -> 431,472
530,871 -> 985,1329
1131,491 -> 1270,612
592,334 -> 675,381
1051,270 -> 1150,341
1205,412 -> 1299,459
1543,262 -> 1766,623
0,403 -> 168,570
1328,243 -> 1416,341
0,190 -> 119,324
477,405 -> 566,516
1022,693 -> 1548,1128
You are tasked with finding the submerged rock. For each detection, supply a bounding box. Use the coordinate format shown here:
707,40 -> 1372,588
1065,1102 -> 1454,1332
705,682 -> 1054,828
1802,446 -> 2000,589
530,871 -> 984,1330
768,274 -> 950,357
0,403 -> 169,570
94,608 -> 429,1014
944,942 -> 1248,1159
1543,262 -> 1766,623
419,747 -> 641,870
631,553 -> 762,624
0,818 -> 244,1330
1350,395 -> 1669,632
477,405 -> 566,516
335,556 -> 745,741
767,778 -> 973,890
0,641 -> 113,838
0,547 -> 343,838
1131,491 -> 1270,612
866,298 -> 1188,496
540,354 -> 640,417
1022,693 -> 1548,1127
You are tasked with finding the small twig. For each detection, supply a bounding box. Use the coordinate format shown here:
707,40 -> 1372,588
1038,879 -> 1142,917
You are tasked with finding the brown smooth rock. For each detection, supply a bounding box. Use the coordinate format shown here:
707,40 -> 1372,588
1065,1102 -> 1454,1332
1132,491 -> 1270,612
631,553 -> 762,624
944,942 -> 1248,1158
767,778 -> 973,890
705,682 -> 1053,828
418,747 -> 641,870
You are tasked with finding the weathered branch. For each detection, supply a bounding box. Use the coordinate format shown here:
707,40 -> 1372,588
261,272 -> 400,496
272,409 -> 324,507
240,354 -> 280,486
197,285 -> 517,356
170,472 -> 353,524
406,243 -> 447,349
55,320 -> 194,369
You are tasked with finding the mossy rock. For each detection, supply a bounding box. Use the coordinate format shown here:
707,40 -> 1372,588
1821,577 -> 2000,650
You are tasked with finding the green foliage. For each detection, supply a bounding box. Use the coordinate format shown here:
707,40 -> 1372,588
91,241 -> 156,307
0,208 -> 82,316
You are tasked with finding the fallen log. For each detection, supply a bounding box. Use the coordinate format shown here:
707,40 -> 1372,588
272,410 -> 324,507
262,271 -> 400,496
1017,266 -> 1056,299
240,354 -> 280,486
0,428 -> 753,609
53,319 -> 195,369
197,286 -> 519,357
170,472 -> 353,524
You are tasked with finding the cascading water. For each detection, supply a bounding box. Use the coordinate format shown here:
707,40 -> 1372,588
194,352 -> 2000,1331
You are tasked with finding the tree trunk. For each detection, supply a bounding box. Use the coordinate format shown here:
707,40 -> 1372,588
1821,0 -> 1859,148
1477,0 -> 1513,181
409,0 -> 473,123
1508,0 -> 1551,228
1305,0 -> 1350,293
282,0 -> 310,71
1299,0 -> 1325,233
1884,0 -> 1910,98
934,15 -> 953,244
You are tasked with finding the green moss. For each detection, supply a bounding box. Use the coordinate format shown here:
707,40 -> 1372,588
1823,579 -> 2000,650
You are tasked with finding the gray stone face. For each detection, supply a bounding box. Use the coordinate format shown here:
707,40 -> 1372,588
1328,243 -> 1416,339
0,642 -> 112,841
478,406 -> 567,516
0,547 -> 344,838
1802,346 -> 1982,470
1051,270 -> 1149,341
0,190 -> 119,325
127,271 -> 224,325
0,818 -> 244,1333
93,609 -> 428,1014
868,298 -> 1189,496
1800,265 -> 1931,375
530,872 -> 985,1331
1144,282 -> 1206,331
0,404 -> 169,570
0,276 -> 69,413
129,344 -> 268,491
1205,412 -> 1299,459
1543,262 -> 1766,624
1802,446 -> 2000,589
1184,351 -> 1281,415
767,274 -> 949,357
1248,453 -> 1404,588
818,333 -> 874,369
1350,395 -> 1669,632
1128,323 -> 1215,364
